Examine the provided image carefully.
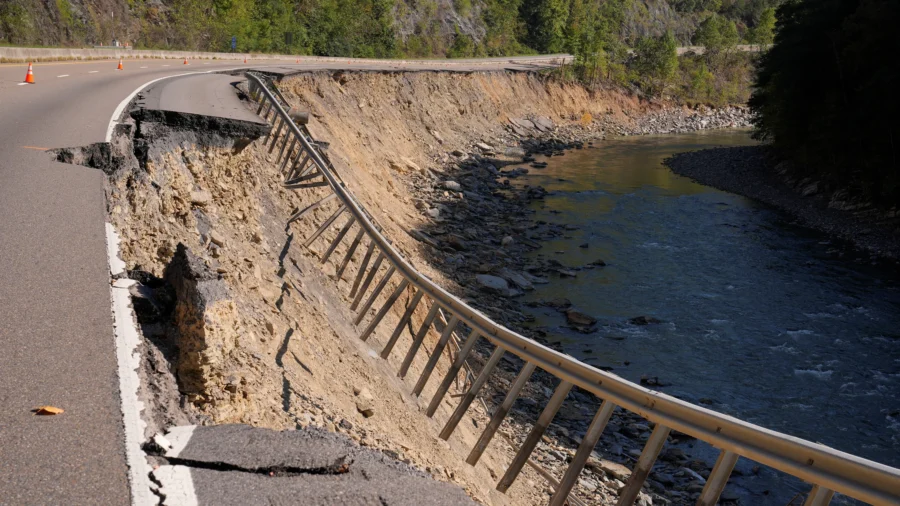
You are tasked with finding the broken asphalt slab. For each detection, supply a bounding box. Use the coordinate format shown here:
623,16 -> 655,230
151,424 -> 476,505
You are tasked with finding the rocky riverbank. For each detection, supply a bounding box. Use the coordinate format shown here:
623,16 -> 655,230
665,146 -> 900,262
397,113 -> 757,505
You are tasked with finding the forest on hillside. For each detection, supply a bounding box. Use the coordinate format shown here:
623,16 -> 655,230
0,0 -> 776,57
0,0 -> 778,103
751,0 -> 899,204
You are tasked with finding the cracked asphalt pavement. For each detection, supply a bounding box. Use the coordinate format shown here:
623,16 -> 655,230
152,425 -> 476,505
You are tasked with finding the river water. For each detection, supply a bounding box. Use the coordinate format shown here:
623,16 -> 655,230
515,130 -> 900,502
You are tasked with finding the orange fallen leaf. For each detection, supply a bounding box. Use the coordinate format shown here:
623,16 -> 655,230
33,406 -> 64,416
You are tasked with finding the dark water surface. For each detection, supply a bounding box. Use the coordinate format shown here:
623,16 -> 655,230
516,130 -> 900,501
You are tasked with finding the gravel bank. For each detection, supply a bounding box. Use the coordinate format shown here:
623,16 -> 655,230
665,146 -> 900,262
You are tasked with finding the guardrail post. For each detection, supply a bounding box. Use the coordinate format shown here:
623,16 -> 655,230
350,252 -> 386,310
617,424 -> 671,506
426,329 -> 479,416
261,101 -> 274,123
336,228 -> 366,279
277,137 -> 296,167
399,302 -> 440,377
359,278 -> 409,341
279,141 -> 299,174
303,204 -> 346,248
273,133 -> 291,161
497,380 -> 573,492
803,486 -> 834,506
440,346 -> 504,439
285,152 -> 309,181
381,291 -> 424,358
412,316 -> 460,396
467,362 -> 536,466
549,400 -> 617,506
354,265 -> 396,325
321,217 -> 356,264
696,450 -> 739,506
266,116 -> 283,148
348,240 -> 377,299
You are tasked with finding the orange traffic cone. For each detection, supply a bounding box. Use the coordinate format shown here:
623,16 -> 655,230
183,57 -> 189,65
243,56 -> 248,64
24,62 -> 34,84
117,58 -> 124,70
296,58 -> 299,64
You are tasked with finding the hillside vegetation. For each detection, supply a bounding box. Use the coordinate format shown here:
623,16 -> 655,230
1,0 -> 778,103
1,0 -> 775,57
750,0 -> 900,204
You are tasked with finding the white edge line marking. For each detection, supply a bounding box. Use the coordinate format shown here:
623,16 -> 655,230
105,68 -> 238,141
106,224 -> 156,506
89,70 -> 99,73
162,425 -> 197,458
140,66 -> 148,69
57,74 -> 69,77
17,82 -> 28,86
152,466 -> 199,506
102,67 -> 245,505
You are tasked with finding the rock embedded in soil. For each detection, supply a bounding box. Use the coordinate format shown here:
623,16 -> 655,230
355,387 -> 375,418
442,180 -> 462,192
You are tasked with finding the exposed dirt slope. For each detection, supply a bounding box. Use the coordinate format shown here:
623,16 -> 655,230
105,70 -> 706,505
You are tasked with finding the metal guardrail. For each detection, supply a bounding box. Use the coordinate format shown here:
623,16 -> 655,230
245,73 -> 900,506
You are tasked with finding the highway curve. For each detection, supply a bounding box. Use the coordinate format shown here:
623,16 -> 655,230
0,55 -> 564,505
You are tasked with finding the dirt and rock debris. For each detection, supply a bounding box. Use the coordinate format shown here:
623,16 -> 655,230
102,69 -> 755,505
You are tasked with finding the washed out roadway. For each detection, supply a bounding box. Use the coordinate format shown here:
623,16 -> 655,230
0,55 -> 564,505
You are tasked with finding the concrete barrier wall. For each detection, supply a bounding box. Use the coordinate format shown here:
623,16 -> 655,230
0,46 -> 572,65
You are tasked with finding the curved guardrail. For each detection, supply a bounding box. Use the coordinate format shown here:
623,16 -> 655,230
245,73 -> 900,506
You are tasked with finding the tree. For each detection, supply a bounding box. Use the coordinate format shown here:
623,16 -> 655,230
747,6 -> 775,47
632,30 -> 678,95
750,0 -> 900,203
693,14 -> 739,68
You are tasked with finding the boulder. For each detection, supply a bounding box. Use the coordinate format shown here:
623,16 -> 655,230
565,309 -> 597,327
499,269 -> 533,291
442,180 -> 462,192
355,387 -> 375,417
389,157 -> 422,174
533,116 -> 554,131
190,190 -> 212,207
587,458 -> 632,481
475,274 -> 509,294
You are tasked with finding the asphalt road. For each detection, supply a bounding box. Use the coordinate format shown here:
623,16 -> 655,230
0,55 -> 563,505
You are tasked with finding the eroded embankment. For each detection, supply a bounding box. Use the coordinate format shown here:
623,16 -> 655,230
104,70 -> 746,506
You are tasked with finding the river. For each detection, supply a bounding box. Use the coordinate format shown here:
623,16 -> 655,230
515,129 -> 900,503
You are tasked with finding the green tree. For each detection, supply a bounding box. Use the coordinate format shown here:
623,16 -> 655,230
693,14 -> 739,68
751,0 -> 900,203
520,0 -> 568,52
746,6 -> 775,47
482,0 -> 525,55
632,30 -> 678,95
448,26 -> 476,57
